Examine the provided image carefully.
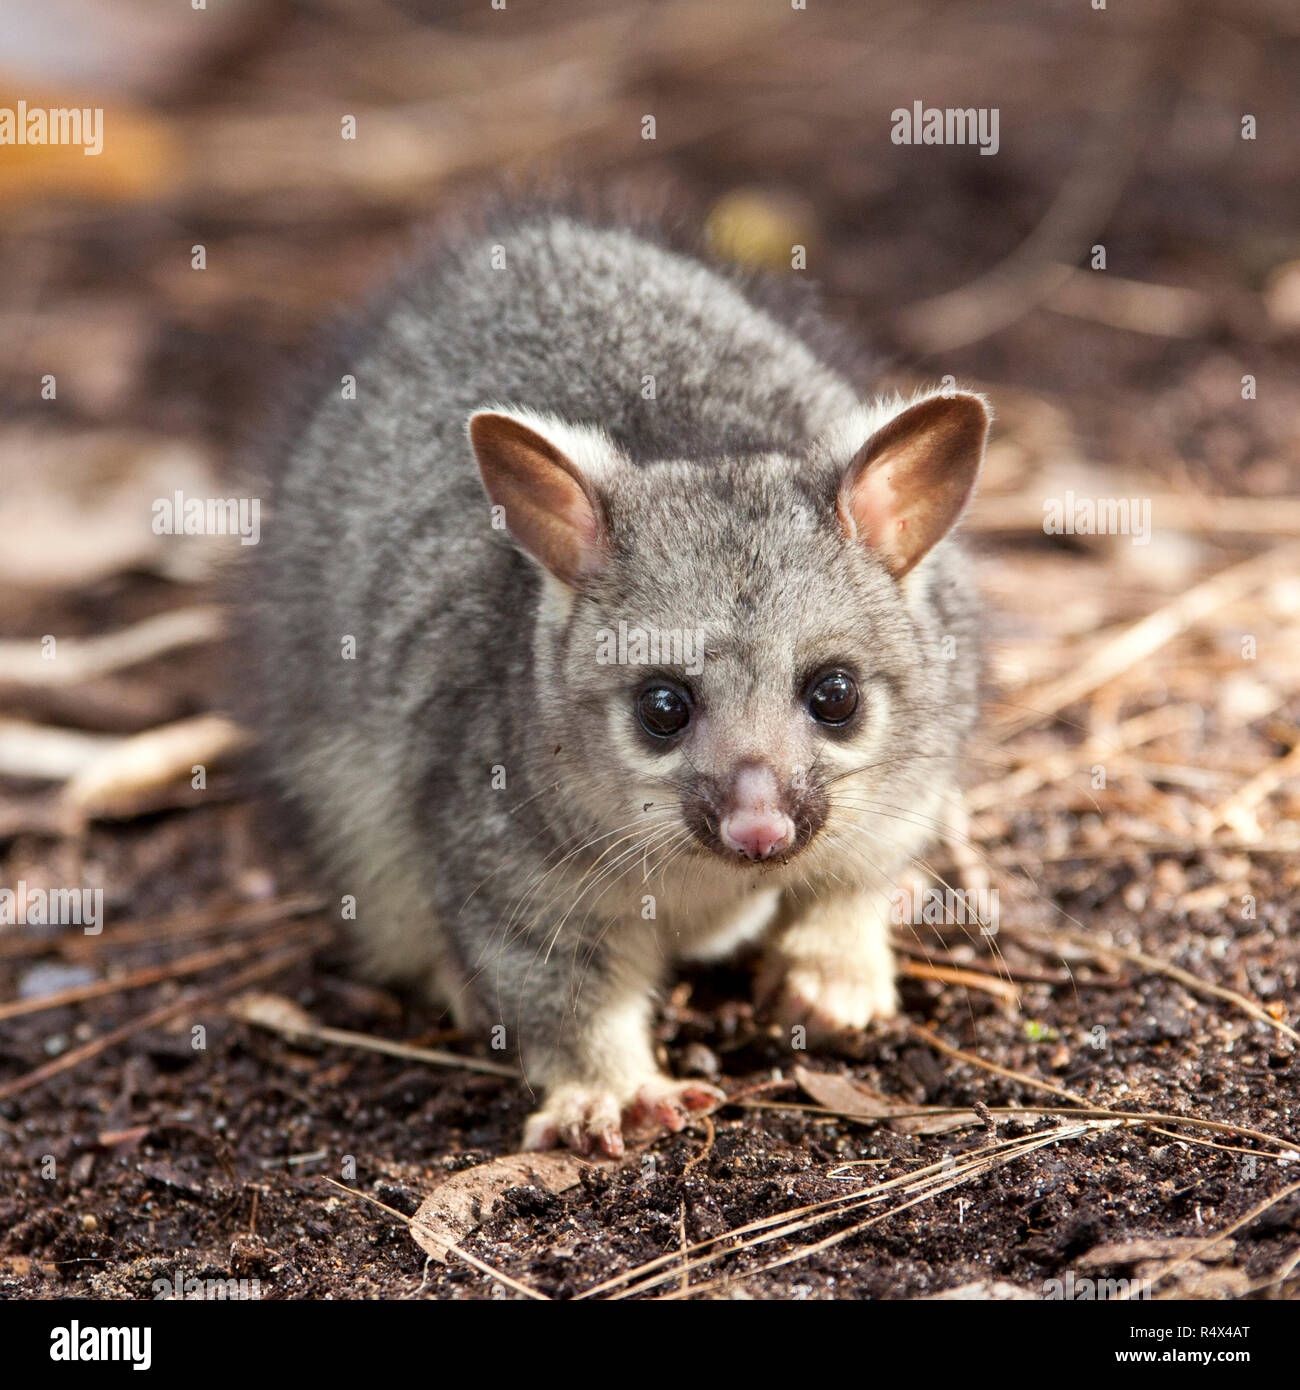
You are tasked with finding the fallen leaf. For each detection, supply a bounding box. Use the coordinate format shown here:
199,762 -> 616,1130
794,1065 -> 978,1135
228,992 -> 316,1040
1142,1264 -> 1250,1299
1080,1236 -> 1235,1268
138,1159 -> 205,1197
411,1153 -> 590,1263
925,1279 -> 1039,1300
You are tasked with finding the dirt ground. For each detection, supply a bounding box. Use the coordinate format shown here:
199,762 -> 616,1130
2,0 -> 1299,1300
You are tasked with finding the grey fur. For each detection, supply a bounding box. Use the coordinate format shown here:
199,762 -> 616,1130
251,210 -> 985,1151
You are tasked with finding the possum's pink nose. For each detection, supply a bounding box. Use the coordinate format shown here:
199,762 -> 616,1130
719,765 -> 795,861
721,811 -> 794,860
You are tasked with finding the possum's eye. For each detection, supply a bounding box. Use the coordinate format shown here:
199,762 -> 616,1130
636,683 -> 692,738
807,671 -> 859,726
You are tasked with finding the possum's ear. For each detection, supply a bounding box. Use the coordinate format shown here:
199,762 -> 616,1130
469,409 -> 615,587
836,393 -> 989,579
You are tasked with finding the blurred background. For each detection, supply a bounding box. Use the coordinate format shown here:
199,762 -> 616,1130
2,0 -> 1300,1302
2,0 -> 1296,451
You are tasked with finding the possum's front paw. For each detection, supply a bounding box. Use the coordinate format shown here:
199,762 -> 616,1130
760,892 -> 900,1042
521,1077 -> 725,1158
760,949 -> 899,1042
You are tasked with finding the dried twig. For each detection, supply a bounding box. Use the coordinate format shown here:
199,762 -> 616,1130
967,704 -> 1199,812
0,944 -> 315,1102
898,958 -> 1020,1004
1005,925 -> 1300,1047
0,607 -> 226,688
61,714 -> 252,819
0,719 -> 120,782
1044,266 -> 1213,337
1209,738 -> 1300,837
0,926 -> 325,1022
0,892 -> 325,962
608,1123 -> 1105,1300
744,1098 -> 1300,1159
230,993 -> 520,1080
681,1114 -> 716,1178
890,937 -> 1122,988
904,1022 -> 1087,1106
993,546 -> 1300,741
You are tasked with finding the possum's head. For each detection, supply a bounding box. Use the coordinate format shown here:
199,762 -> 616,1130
469,392 -> 988,882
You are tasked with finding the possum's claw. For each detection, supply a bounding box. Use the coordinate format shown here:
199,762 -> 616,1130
522,1077 -> 725,1157
626,1077 -> 725,1134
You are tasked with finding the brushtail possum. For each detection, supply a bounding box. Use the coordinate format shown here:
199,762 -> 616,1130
253,208 -> 988,1156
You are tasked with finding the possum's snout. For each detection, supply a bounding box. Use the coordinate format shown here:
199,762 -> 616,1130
721,811 -> 793,861
689,761 -> 826,865
719,765 -> 795,860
